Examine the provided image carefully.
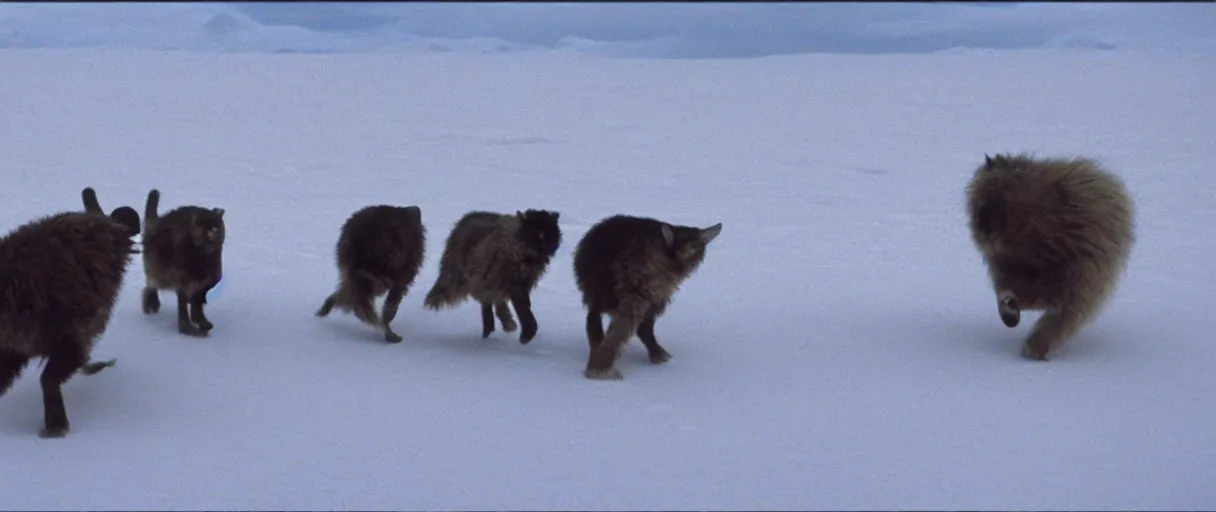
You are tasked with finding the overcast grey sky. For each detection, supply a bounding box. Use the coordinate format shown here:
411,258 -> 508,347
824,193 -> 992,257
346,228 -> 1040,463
1,2 -> 1213,57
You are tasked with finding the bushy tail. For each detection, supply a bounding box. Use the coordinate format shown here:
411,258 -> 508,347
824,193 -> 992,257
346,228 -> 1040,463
423,265 -> 467,310
144,189 -> 160,232
82,187 -> 104,214
83,186 -> 141,237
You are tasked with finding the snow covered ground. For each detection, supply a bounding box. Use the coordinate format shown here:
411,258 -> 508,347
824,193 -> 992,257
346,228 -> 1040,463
0,46 -> 1213,510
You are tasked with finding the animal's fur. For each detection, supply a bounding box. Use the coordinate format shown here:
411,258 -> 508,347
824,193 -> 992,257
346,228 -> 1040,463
0,190 -> 140,438
140,189 -> 226,337
966,153 -> 1135,360
316,205 -> 426,343
423,209 -> 562,344
572,214 -> 722,380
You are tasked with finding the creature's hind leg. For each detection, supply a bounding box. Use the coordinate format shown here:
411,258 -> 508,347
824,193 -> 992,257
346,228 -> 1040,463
0,350 -> 30,397
494,300 -> 517,333
1021,307 -> 1087,361
347,273 -> 391,341
585,307 -> 604,352
176,290 -> 206,337
39,338 -> 89,438
380,284 -> 405,343
585,298 -> 645,381
509,291 -> 538,345
189,288 -> 214,332
142,286 -> 160,314
636,309 -> 671,364
480,301 -> 496,338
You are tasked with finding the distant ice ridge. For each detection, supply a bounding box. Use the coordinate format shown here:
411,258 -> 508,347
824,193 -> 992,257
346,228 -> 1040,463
0,3 -> 540,55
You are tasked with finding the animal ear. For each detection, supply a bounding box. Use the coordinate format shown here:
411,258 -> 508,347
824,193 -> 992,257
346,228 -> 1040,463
984,154 -> 993,166
212,207 -> 225,217
516,210 -> 525,221
699,223 -> 722,244
404,205 -> 422,223
551,211 -> 559,221
661,224 -> 674,247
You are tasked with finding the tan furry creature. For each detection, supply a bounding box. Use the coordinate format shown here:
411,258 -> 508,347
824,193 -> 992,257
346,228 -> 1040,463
423,209 -> 562,344
966,153 -> 1135,360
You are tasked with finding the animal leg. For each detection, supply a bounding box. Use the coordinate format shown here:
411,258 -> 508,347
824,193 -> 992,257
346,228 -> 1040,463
1021,308 -> 1085,361
0,351 -> 30,397
39,339 -> 88,438
585,312 -> 638,381
190,289 -> 213,332
636,310 -> 672,364
998,289 -> 1021,328
347,274 -> 390,341
480,301 -> 496,338
585,307 -> 604,352
142,286 -> 160,314
380,285 -> 405,343
495,300 -> 517,333
176,290 -> 206,337
509,291 -> 538,344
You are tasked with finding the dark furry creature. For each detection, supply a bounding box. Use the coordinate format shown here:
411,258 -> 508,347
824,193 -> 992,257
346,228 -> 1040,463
966,153 -> 1135,360
316,205 -> 426,343
0,189 -> 140,438
423,209 -> 562,344
573,214 -> 722,380
140,189 -> 226,337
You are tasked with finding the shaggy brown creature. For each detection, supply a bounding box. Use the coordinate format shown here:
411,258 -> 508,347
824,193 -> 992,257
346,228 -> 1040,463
966,153 -> 1135,360
423,209 -> 562,344
140,189 -> 226,337
0,191 -> 140,438
316,205 -> 426,343
573,214 -> 722,380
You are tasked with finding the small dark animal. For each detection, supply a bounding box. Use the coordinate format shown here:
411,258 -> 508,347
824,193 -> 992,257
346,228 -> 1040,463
140,189 -> 226,337
316,205 -> 426,343
423,209 -> 562,344
966,153 -> 1135,360
573,214 -> 722,380
0,188 -> 140,438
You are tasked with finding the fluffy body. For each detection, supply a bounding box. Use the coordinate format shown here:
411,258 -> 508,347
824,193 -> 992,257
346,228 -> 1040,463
316,205 -> 426,343
423,209 -> 562,344
966,153 -> 1135,360
573,214 -> 722,380
140,189 -> 227,337
0,195 -> 139,438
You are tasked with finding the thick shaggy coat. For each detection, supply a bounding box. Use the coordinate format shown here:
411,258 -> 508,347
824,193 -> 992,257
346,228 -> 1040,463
573,214 -> 722,380
140,189 -> 226,337
316,205 -> 426,343
966,153 -> 1135,360
423,209 -> 562,344
0,189 -> 139,438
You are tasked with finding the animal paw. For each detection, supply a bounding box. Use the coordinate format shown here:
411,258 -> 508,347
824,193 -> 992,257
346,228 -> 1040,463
649,350 -> 672,364
501,319 -> 518,333
1020,342 -> 1049,361
584,367 -> 623,381
385,331 -> 403,343
39,425 -> 69,439
79,359 -> 117,375
178,323 -> 209,337
999,292 -> 1020,328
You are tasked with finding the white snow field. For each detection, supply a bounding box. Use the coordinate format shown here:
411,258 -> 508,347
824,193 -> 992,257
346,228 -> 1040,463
0,47 -> 1214,511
